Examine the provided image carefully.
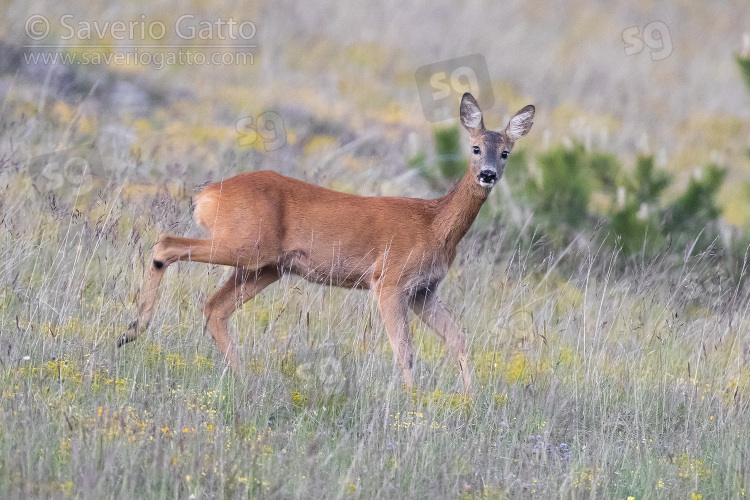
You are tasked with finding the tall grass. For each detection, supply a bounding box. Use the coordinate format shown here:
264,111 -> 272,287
0,164 -> 748,498
0,2 -> 748,494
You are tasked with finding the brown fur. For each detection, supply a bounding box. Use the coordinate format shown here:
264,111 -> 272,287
119,93 -> 534,392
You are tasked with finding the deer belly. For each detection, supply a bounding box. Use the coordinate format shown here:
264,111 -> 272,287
280,248 -> 374,289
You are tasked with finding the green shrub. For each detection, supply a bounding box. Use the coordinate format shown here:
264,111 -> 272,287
609,202 -> 661,254
736,54 -> 750,93
631,155 -> 671,204
609,156 -> 671,255
535,144 -> 593,229
433,126 -> 464,181
409,126 -> 466,189
663,164 -> 727,250
503,149 -> 534,198
532,142 -> 619,230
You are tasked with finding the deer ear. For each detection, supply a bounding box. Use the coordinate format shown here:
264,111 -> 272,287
460,93 -> 484,132
504,105 -> 535,141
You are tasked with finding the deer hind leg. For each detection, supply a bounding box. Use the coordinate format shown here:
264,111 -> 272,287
410,289 -> 472,393
376,289 -> 415,387
203,266 -> 279,372
119,235 -> 249,347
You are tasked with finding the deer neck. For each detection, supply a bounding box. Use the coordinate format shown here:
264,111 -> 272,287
435,168 -> 489,251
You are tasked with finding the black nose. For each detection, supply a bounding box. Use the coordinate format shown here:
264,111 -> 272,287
478,169 -> 497,184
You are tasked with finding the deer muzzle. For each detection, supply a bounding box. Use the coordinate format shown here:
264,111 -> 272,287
478,169 -> 497,187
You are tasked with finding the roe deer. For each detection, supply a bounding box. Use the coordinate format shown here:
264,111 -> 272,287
119,93 -> 534,392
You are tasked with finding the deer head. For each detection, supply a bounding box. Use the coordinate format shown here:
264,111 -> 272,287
459,92 -> 535,188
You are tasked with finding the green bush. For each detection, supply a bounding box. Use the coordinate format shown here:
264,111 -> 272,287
433,126 -> 464,180
737,54 -> 750,165
408,126 -> 465,189
532,142 -> 619,230
410,130 -> 730,260
609,202 -> 661,255
534,144 -> 594,229
503,149 -> 534,198
736,54 -> 750,93
630,155 -> 671,205
609,156 -> 671,255
663,164 -> 727,251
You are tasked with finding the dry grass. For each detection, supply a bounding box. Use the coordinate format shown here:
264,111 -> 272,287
0,1 -> 749,497
0,159 -> 748,498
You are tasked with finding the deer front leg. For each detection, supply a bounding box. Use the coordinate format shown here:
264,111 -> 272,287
376,289 -> 414,387
410,289 -> 472,393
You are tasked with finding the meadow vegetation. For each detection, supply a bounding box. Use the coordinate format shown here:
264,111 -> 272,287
2,168 -> 749,498
0,2 -> 749,498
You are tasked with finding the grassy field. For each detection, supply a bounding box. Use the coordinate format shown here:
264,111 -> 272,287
0,1 -> 749,498
0,164 -> 748,498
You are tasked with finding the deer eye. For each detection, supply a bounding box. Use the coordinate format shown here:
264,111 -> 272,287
473,146 -> 481,155
501,151 -> 509,159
